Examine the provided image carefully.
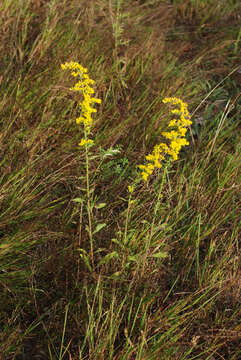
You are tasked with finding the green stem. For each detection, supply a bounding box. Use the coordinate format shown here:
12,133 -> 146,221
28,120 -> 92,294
123,194 -> 132,245
84,130 -> 94,269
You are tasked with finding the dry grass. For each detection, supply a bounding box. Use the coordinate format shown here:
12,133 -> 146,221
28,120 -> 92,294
0,0 -> 240,359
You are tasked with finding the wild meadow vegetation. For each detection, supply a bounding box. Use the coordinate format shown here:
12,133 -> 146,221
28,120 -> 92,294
0,0 -> 240,359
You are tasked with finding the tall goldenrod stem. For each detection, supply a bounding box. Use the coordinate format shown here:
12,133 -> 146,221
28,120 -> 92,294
84,133 -> 94,268
61,62 -> 101,271
123,195 -> 132,245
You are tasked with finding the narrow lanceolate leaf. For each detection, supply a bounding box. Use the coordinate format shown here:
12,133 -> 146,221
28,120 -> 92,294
72,197 -> 84,203
80,254 -> 92,272
111,238 -> 125,250
102,147 -> 121,158
88,155 -> 100,160
97,251 -> 119,267
127,255 -> 139,263
93,223 -> 106,234
95,203 -> 107,209
151,252 -> 168,259
78,249 -> 92,272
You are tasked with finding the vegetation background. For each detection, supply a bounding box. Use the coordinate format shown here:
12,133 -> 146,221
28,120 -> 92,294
0,0 -> 240,359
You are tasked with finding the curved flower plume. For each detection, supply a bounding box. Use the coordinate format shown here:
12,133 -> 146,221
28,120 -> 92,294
61,61 -> 101,146
138,97 -> 192,181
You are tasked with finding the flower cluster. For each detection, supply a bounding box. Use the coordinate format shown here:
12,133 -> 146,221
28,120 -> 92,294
61,61 -> 101,146
138,97 -> 192,181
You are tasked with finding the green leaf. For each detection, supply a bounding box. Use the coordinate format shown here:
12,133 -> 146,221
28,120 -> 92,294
89,155 -> 100,160
72,197 -> 84,203
95,203 -> 106,209
102,147 -> 121,158
93,223 -> 106,234
109,271 -> 122,280
78,248 -> 92,272
127,255 -> 139,263
111,238 -> 125,249
97,251 -> 119,267
151,252 -> 168,259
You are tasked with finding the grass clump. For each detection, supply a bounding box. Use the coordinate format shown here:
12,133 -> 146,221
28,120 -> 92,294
0,0 -> 240,359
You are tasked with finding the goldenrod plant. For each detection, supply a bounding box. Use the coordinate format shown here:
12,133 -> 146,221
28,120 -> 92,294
61,62 -> 193,277
61,61 -> 101,268
126,98 -> 192,274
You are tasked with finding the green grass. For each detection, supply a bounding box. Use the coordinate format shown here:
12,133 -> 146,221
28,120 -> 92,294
0,0 -> 240,359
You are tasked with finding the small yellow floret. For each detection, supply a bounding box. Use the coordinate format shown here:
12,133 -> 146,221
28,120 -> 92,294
128,185 -> 134,193
78,138 -> 94,147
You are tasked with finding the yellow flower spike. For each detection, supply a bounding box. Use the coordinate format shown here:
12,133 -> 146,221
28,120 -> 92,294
138,97 -> 192,182
61,61 -> 101,141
